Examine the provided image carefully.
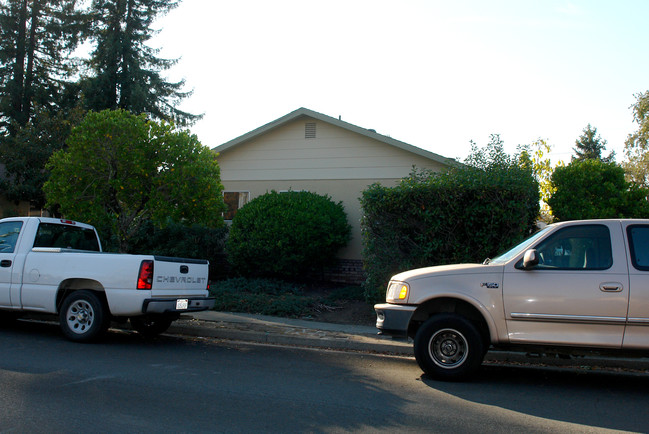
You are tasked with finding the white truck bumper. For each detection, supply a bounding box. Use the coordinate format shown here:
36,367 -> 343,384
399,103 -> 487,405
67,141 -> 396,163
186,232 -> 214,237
142,297 -> 215,314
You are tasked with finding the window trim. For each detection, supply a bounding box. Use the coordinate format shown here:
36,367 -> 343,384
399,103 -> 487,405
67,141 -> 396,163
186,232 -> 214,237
627,224 -> 649,271
515,224 -> 613,271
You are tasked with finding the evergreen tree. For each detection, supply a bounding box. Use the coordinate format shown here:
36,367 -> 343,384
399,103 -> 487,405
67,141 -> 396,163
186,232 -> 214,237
573,124 -> 614,162
83,0 -> 200,125
0,0 -> 88,208
0,0 -> 88,134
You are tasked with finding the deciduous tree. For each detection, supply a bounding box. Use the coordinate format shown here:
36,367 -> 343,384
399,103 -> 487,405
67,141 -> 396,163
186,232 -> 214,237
548,159 -> 649,221
44,109 -> 226,251
623,91 -> 649,187
518,138 -> 562,221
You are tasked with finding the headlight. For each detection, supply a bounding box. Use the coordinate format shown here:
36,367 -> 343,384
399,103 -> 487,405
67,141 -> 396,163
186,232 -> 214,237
386,281 -> 409,302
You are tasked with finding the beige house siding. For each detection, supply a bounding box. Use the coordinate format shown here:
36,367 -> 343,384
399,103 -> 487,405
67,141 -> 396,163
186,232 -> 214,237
214,108 -> 455,263
219,120 -> 448,181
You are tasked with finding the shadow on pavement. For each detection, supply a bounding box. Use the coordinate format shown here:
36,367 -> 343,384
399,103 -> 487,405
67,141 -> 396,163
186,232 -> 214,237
422,363 -> 649,432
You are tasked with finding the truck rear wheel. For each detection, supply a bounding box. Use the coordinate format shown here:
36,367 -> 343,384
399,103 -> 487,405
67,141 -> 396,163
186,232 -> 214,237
59,290 -> 110,342
130,316 -> 173,337
414,313 -> 485,381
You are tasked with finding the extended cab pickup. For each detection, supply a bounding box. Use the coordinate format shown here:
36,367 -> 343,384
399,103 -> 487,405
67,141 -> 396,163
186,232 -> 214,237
375,219 -> 649,380
0,217 -> 214,341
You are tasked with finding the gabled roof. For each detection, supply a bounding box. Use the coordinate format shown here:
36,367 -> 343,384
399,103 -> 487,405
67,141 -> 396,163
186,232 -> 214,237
212,107 -> 457,167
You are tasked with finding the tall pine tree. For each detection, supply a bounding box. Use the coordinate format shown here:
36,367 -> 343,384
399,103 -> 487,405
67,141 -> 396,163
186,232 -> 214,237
0,0 -> 88,134
83,0 -> 200,125
0,0 -> 88,209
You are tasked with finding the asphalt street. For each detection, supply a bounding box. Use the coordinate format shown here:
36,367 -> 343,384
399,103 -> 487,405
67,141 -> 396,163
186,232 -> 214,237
2,319 -> 649,432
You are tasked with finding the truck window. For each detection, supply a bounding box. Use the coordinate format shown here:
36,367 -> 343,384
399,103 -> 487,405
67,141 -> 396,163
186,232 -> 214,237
33,223 -> 100,251
0,221 -> 23,253
532,224 -> 612,270
627,225 -> 649,271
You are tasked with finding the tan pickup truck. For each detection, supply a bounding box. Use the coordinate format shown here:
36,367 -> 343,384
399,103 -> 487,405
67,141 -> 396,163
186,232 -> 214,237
375,219 -> 649,380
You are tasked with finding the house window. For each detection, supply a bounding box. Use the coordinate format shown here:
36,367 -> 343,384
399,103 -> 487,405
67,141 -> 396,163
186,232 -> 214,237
223,191 -> 250,220
305,122 -> 316,139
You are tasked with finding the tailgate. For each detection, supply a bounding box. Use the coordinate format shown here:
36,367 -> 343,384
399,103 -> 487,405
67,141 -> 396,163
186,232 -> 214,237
151,256 -> 209,295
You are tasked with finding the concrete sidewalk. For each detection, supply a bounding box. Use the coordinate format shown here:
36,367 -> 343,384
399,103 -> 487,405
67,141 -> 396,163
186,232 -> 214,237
169,311 -> 649,372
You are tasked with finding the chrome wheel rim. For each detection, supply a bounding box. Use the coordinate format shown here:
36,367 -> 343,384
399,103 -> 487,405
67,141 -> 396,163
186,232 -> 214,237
429,328 -> 468,369
66,299 -> 95,335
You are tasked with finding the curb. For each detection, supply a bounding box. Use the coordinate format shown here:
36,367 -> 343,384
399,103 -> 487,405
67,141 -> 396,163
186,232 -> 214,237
169,317 -> 413,355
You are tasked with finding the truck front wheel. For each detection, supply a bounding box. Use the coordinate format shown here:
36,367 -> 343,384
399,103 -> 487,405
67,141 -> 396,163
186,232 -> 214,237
414,314 -> 485,381
59,290 -> 110,342
130,316 -> 173,337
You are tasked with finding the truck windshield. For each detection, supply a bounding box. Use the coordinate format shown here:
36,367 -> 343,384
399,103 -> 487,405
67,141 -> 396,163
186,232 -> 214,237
488,226 -> 552,265
33,223 -> 101,251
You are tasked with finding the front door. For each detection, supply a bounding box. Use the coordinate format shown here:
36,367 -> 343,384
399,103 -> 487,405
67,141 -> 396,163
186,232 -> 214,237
503,223 -> 629,348
0,221 -> 23,308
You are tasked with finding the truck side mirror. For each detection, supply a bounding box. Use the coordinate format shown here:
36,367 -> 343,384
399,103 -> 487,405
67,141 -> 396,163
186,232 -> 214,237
523,249 -> 539,269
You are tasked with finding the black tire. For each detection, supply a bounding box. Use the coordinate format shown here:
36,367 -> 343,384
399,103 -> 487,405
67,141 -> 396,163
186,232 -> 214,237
59,290 -> 110,342
413,313 -> 485,381
130,316 -> 173,337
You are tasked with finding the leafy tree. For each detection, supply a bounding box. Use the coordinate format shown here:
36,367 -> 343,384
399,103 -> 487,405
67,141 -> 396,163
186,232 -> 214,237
573,124 -> 614,162
623,91 -> 649,187
83,0 -> 199,125
518,139 -> 563,221
548,159 -> 649,221
44,109 -> 226,251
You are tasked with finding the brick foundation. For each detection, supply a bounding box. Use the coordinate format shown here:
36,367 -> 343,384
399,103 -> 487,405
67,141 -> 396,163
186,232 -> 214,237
322,259 -> 366,285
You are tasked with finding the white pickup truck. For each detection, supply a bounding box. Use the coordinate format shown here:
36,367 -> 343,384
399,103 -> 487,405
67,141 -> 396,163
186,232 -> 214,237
375,219 -> 649,380
0,217 -> 214,342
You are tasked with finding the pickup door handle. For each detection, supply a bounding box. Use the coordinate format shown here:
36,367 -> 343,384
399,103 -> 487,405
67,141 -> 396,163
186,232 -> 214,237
0,260 -> 11,267
600,282 -> 623,292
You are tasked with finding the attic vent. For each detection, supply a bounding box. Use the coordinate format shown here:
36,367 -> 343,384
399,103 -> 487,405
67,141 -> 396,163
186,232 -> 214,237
305,122 -> 316,139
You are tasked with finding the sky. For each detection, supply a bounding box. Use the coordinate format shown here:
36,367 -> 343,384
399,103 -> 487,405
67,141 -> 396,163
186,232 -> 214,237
151,0 -> 649,165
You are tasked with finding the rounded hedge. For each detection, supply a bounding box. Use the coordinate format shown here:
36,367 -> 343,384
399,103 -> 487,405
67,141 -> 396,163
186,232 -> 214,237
226,191 -> 351,278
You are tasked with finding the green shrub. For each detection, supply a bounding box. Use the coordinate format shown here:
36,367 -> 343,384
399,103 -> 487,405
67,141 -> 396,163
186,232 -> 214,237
127,219 -> 229,279
209,278 -> 312,317
361,140 -> 539,302
226,191 -> 351,279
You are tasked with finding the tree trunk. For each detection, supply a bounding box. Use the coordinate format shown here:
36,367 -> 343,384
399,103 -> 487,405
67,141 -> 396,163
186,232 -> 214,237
9,0 -> 28,131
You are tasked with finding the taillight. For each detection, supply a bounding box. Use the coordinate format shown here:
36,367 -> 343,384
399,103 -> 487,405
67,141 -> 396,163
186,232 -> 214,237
137,260 -> 154,290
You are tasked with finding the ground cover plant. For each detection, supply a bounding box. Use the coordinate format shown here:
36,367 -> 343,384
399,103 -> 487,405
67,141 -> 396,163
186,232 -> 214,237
209,278 -> 372,323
